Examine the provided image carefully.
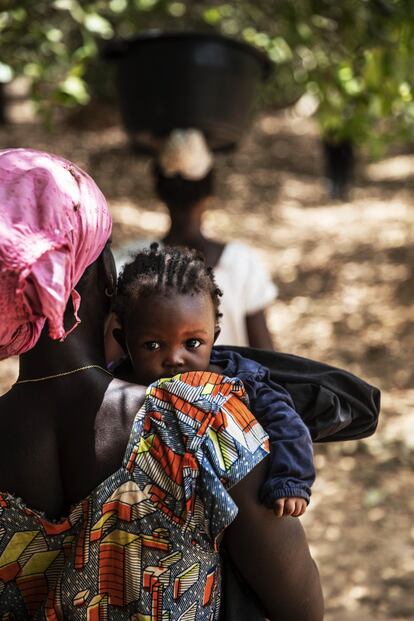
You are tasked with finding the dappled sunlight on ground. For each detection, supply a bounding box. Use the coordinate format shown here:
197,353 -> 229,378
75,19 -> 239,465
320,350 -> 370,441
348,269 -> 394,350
0,109 -> 413,620
366,154 -> 414,183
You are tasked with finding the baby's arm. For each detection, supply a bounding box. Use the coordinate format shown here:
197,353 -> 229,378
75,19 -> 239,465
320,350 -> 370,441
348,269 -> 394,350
242,373 -> 315,515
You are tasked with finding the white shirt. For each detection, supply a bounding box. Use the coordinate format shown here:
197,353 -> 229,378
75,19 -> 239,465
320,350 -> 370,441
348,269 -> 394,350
214,242 -> 277,346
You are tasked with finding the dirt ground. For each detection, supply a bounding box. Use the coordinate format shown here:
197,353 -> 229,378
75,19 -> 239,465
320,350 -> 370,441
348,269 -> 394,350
1,108 -> 414,620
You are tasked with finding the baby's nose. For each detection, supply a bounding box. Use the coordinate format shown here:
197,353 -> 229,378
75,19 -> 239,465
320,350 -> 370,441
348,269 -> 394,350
164,348 -> 185,368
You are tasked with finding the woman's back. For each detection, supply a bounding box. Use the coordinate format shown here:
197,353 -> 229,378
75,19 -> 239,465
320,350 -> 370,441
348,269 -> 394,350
0,372 -> 269,620
0,374 -> 145,518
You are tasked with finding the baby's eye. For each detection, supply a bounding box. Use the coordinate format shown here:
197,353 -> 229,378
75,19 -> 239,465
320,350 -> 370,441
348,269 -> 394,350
186,338 -> 202,349
143,341 -> 160,351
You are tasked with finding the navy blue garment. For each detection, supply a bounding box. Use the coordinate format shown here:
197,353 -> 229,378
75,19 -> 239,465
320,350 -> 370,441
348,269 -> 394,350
218,345 -> 380,443
210,347 -> 315,508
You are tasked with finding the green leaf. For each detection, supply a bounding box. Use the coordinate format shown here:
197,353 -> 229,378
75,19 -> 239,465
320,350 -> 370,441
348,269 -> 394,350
84,13 -> 113,38
11,8 -> 26,22
23,63 -> 43,79
168,2 -> 186,17
269,37 -> 293,63
59,75 -> 90,104
46,27 -> 63,43
202,7 -> 222,25
53,0 -> 75,10
109,0 -> 127,12
134,0 -> 159,11
399,82 -> 412,102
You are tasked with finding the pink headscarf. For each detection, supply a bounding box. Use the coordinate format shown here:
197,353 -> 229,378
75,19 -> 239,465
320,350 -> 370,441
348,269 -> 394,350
0,148 -> 112,360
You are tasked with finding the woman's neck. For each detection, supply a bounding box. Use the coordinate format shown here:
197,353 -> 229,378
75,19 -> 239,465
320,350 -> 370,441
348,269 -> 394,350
165,204 -> 205,246
163,202 -> 225,267
17,311 -> 107,383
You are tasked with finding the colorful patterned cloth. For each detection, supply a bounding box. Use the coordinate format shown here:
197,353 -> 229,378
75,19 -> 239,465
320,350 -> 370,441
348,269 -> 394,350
0,372 -> 268,620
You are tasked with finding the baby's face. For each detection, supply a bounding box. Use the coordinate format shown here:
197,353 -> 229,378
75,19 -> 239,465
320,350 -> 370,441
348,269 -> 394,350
124,292 -> 217,385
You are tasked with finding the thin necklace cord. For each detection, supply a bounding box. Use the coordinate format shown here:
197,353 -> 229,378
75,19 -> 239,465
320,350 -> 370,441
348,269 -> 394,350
14,364 -> 113,385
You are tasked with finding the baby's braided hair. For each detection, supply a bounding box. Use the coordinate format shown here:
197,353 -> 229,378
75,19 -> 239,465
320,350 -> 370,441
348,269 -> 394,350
114,243 -> 222,327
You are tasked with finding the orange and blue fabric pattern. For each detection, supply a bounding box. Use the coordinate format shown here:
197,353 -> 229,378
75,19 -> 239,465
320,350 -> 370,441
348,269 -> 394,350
0,372 -> 269,620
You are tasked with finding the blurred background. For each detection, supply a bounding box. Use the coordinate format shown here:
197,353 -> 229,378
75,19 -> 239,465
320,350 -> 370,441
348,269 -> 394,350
1,1 -> 414,619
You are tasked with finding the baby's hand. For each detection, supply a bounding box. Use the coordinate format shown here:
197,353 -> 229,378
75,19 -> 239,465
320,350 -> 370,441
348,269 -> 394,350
273,497 -> 307,518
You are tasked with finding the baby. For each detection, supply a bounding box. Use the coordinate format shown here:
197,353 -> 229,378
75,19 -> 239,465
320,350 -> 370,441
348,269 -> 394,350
111,243 -> 315,517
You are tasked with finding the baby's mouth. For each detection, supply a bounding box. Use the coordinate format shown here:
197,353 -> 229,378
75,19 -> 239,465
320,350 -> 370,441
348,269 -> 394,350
161,367 -> 189,378
171,368 -> 187,377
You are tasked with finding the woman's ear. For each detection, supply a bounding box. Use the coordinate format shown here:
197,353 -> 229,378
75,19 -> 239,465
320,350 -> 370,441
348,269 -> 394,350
104,314 -> 126,365
112,328 -> 127,353
214,326 -> 221,344
102,243 -> 117,297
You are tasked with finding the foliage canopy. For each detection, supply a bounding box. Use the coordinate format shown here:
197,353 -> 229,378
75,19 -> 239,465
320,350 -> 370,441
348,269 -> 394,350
1,0 -> 414,153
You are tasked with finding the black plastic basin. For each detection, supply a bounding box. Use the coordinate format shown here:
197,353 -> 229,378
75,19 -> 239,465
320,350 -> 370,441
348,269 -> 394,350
104,31 -> 271,151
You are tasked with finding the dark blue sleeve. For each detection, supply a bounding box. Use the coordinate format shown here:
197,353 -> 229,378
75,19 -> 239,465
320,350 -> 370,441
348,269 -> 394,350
242,372 -> 315,507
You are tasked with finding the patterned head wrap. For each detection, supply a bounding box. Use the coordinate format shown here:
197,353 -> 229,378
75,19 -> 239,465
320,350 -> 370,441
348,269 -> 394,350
0,148 -> 112,360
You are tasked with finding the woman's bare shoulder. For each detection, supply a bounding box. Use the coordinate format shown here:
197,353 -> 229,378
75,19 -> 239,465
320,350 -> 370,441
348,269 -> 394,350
105,377 -> 147,415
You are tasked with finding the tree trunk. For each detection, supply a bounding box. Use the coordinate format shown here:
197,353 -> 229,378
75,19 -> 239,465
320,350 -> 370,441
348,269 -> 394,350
322,139 -> 354,200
